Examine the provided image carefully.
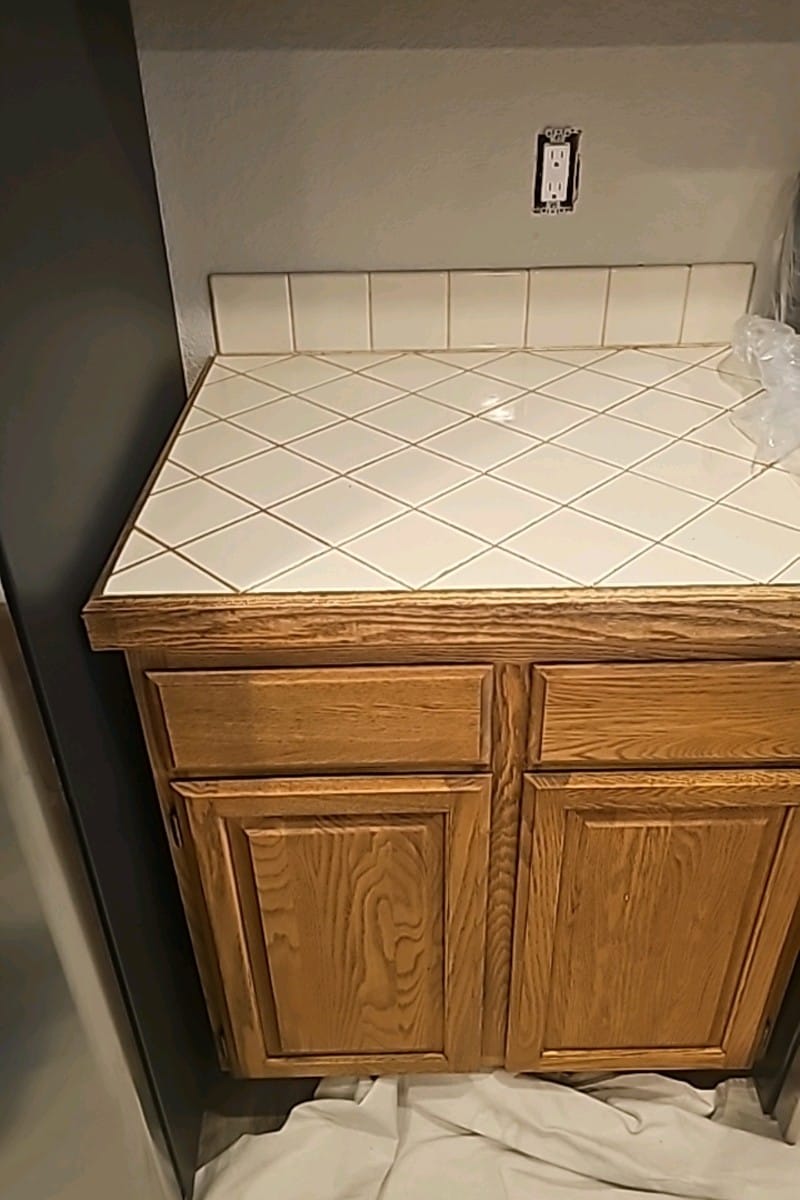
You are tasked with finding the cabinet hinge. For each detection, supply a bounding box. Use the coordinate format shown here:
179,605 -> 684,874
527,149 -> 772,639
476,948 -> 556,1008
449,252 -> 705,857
168,807 -> 183,850
756,1017 -> 773,1058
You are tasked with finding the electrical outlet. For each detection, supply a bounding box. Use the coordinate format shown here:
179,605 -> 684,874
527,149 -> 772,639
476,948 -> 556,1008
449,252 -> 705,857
533,127 -> 581,215
542,144 -> 570,202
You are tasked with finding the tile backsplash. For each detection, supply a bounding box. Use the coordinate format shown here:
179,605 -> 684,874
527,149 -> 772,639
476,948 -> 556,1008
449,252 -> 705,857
210,265 -> 754,356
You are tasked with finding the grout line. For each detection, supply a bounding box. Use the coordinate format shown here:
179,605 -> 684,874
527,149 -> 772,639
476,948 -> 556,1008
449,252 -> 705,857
366,273 -> 374,352
677,264 -> 692,344
599,268 -> 613,346
522,270 -> 532,347
285,274 -> 297,353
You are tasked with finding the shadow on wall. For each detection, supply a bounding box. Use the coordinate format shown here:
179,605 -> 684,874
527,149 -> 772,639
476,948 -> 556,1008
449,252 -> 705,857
132,0 -> 800,50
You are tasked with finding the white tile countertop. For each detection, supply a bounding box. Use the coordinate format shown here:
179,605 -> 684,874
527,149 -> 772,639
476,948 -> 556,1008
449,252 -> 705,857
102,345 -> 800,595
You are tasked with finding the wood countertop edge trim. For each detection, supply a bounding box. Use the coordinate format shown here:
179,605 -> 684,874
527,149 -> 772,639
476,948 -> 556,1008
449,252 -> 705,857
83,584 -> 800,652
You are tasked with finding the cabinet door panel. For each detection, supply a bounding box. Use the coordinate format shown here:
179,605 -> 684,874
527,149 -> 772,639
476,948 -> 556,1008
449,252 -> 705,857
250,815 -> 444,1055
177,775 -> 490,1076
507,770 -> 800,1072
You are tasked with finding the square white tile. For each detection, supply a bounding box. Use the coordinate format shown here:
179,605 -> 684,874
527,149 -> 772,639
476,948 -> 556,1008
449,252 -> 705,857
666,504 -> 800,580
210,274 -> 293,354
503,508 -> 650,585
722,469 -> 800,529
290,273 -> 369,351
573,472 -> 710,539
114,530 -> 163,571
686,412 -> 757,460
273,477 -> 406,545
231,397 -> 341,443
476,352 -> 575,390
247,357 -> 347,394
136,479 -> 256,546
204,363 -> 236,384
422,419 -> 536,471
344,510 -> 487,587
196,374 -> 286,417
481,394 -> 592,440
210,447 -> 334,508
359,394 -> 464,441
170,423 -> 271,474
604,266 -> 689,346
370,272 -> 448,350
538,348 -> 616,367
772,556 -> 800,583
601,544 -> 748,587
423,476 -> 556,543
633,439 -> 757,499
181,512 -> 327,590
702,348 -> 760,381
681,264 -> 753,344
448,271 -> 527,348
257,549 -> 404,592
216,354 -> 293,373
609,389 -> 719,436
104,553 -> 232,595
555,414 -> 672,467
660,365 -> 761,408
492,443 -> 621,502
351,446 -> 477,505
423,350 -> 507,368
290,422 -> 405,472
427,546 -> 574,590
419,372 -> 523,414
539,369 -> 643,412
590,349 -> 688,387
151,461 -> 193,493
318,351 -> 399,370
527,268 -> 609,348
302,373 -> 404,416
361,354 -> 460,392
646,345 -> 725,365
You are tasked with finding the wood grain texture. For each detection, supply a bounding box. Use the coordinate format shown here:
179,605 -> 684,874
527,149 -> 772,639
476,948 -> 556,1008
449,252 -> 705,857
506,770 -> 800,1072
482,662 -> 528,1064
149,665 -> 491,774
247,815 -> 444,1055
543,809 -> 781,1049
83,587 -> 800,659
176,775 -> 490,1076
126,652 -> 238,1069
531,661 -> 800,766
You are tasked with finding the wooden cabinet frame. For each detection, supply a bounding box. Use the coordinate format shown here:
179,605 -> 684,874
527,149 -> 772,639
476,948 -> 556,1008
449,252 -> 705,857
85,591 -> 800,1078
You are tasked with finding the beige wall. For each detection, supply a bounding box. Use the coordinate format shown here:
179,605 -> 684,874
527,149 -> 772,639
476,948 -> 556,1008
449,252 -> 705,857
132,4 -> 800,383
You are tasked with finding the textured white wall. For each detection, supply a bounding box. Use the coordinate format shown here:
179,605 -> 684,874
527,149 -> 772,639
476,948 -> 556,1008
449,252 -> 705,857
131,4 -> 800,384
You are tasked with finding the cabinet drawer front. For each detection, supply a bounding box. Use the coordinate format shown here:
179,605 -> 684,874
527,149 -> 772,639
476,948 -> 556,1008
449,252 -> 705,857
149,665 -> 492,773
530,661 -> 800,766
176,775 -> 490,1076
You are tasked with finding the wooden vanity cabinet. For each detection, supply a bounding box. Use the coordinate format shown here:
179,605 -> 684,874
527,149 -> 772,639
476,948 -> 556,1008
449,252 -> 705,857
83,593 -> 800,1079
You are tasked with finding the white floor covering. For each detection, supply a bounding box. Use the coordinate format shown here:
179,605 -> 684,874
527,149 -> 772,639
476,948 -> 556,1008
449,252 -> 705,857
195,1072 -> 798,1200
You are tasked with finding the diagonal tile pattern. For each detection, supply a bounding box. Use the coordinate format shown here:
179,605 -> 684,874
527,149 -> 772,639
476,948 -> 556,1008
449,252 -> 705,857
104,345 -> 800,595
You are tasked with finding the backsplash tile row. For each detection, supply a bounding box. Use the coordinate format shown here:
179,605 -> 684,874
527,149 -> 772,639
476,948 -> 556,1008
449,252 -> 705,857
211,265 -> 754,356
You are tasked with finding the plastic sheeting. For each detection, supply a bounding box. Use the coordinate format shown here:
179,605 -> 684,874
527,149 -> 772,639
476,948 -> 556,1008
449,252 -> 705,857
195,1072 -> 798,1200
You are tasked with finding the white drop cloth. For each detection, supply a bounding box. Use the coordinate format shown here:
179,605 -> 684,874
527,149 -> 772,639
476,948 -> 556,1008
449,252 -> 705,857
195,1072 -> 798,1200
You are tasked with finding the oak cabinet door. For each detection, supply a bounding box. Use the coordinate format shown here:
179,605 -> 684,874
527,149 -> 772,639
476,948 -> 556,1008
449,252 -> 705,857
176,775 -> 490,1076
506,770 -> 800,1072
